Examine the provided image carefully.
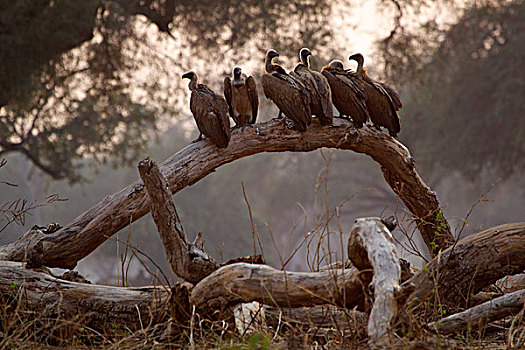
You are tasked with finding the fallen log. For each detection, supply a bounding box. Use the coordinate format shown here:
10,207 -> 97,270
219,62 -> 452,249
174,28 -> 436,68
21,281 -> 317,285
137,158 -> 218,284
348,218 -> 401,348
406,222 -> 525,309
429,289 -> 525,334
0,261 -> 174,330
0,118 -> 452,269
190,263 -> 367,313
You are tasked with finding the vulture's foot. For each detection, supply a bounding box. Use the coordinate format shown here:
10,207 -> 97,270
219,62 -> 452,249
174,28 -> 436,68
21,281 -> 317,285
191,134 -> 204,143
285,119 -> 296,130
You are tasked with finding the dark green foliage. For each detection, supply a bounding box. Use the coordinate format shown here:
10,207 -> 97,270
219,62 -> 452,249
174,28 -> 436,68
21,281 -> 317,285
0,0 -> 331,182
399,1 -> 525,179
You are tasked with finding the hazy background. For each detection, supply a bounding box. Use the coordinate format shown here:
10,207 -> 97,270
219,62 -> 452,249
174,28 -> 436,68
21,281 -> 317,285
1,0 -> 523,285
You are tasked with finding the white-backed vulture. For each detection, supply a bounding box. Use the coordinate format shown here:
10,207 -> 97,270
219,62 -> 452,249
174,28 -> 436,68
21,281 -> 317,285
224,67 -> 259,126
291,48 -> 333,126
348,53 -> 401,137
182,71 -> 231,148
321,60 -> 370,128
260,49 -> 312,132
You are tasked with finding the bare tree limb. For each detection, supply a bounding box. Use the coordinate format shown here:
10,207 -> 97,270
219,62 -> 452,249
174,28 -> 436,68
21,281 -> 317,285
429,289 -> 525,334
137,157 -> 218,284
0,118 -> 452,268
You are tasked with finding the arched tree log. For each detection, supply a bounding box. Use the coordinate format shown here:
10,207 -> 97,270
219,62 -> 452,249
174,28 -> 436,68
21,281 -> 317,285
348,218 -> 401,348
137,158 -> 219,284
0,118 -> 452,268
406,222 -> 525,309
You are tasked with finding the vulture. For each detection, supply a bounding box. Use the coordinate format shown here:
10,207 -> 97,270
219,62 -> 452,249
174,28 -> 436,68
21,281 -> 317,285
224,67 -> 259,126
321,60 -> 369,128
182,71 -> 231,148
291,48 -> 333,125
348,53 -> 402,137
260,49 -> 312,132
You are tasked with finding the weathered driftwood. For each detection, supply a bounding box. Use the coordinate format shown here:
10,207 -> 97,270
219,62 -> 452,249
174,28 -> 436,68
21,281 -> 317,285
406,222 -> 525,308
429,289 -> 525,334
0,118 -> 452,269
0,261 -> 173,329
191,263 -> 368,313
348,218 -> 401,348
137,158 -> 218,284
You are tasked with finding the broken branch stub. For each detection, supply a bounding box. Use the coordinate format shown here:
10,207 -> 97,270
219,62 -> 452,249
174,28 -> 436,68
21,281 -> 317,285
138,157 -> 218,284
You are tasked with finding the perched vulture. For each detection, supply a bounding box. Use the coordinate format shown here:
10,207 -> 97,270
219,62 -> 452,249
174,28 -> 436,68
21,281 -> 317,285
321,60 -> 369,128
182,71 -> 231,148
291,48 -> 333,125
224,67 -> 259,126
260,49 -> 312,132
348,53 -> 401,137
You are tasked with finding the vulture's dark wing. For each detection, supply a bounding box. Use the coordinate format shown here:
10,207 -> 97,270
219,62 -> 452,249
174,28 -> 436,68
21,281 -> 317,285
310,70 -> 333,125
293,64 -> 333,125
321,67 -> 369,126
261,72 -> 311,131
379,82 -> 402,110
246,76 -> 259,124
223,76 -> 234,119
364,80 -> 400,137
191,84 -> 231,148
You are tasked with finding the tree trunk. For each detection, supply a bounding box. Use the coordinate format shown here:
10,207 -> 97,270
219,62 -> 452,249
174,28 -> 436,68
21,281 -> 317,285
0,118 -> 452,269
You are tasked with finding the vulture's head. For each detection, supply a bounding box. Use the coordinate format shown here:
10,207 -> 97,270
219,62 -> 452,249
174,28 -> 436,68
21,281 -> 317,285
233,67 -> 242,79
329,60 -> 344,69
348,53 -> 364,66
182,71 -> 198,91
300,48 -> 312,65
182,71 -> 197,80
266,49 -> 280,61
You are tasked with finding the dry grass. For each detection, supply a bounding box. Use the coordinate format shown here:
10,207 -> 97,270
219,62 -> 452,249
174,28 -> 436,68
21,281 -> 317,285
1,153 -> 524,349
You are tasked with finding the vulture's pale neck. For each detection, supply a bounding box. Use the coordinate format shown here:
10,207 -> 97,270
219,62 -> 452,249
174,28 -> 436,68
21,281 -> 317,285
354,57 -> 364,75
265,55 -> 276,74
188,75 -> 198,91
300,54 -> 310,68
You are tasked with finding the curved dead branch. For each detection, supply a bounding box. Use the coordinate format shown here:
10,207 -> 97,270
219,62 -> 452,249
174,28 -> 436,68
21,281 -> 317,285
0,118 -> 452,268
